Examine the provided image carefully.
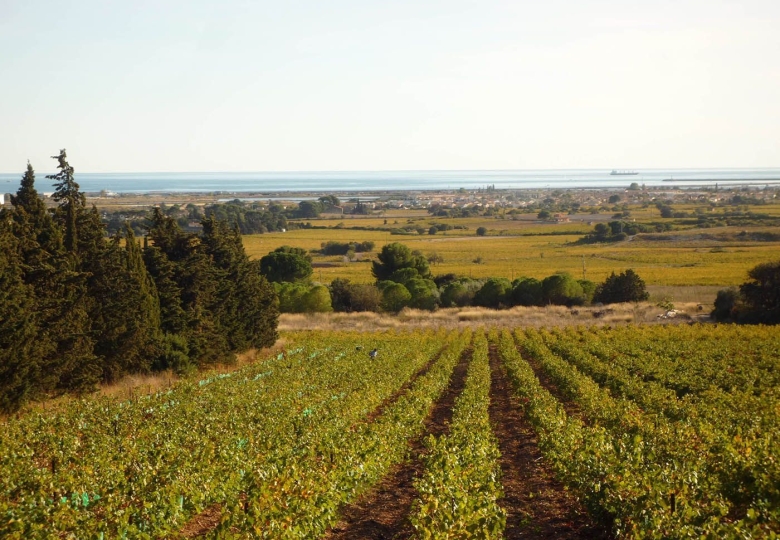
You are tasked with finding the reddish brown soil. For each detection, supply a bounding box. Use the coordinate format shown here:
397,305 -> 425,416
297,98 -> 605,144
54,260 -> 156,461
180,503 -> 222,538
365,345 -> 446,423
488,345 -> 610,539
179,346 -> 465,539
516,341 -> 588,424
326,347 -> 473,540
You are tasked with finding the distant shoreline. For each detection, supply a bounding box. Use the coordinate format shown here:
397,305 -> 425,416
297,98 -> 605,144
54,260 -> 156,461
3,168 -> 780,195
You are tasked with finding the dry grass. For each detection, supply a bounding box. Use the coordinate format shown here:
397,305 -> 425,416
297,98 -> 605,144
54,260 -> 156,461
6,339 -> 289,421
278,303 -> 709,332
99,370 -> 178,400
646,285 -> 722,305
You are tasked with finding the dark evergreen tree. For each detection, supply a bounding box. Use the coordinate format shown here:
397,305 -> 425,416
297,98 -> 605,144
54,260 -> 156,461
329,278 -> 353,312
739,260 -> 780,324
1,156 -> 279,406
143,242 -> 188,336
46,260 -> 100,394
593,269 -> 650,305
9,163 -> 63,283
0,223 -> 42,412
201,217 -> 277,351
48,149 -> 85,253
86,223 -> 162,381
146,209 -> 231,367
712,287 -> 740,322
7,160 -> 99,396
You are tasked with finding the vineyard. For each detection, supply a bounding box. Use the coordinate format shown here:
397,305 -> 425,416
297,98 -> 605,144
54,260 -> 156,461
1,325 -> 779,538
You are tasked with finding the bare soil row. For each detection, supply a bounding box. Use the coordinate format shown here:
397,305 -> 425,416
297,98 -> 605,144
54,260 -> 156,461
184,338 -> 610,539
326,346 -> 472,539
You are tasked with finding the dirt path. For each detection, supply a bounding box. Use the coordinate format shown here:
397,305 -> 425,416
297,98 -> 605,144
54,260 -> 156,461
488,344 -> 609,539
514,338 -> 588,424
326,346 -> 473,540
364,344 -> 448,424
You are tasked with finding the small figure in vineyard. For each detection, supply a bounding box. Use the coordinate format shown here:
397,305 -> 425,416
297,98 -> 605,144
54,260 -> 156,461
369,348 -> 378,359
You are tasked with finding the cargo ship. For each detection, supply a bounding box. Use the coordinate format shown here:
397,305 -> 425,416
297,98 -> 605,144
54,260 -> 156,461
610,170 -> 639,176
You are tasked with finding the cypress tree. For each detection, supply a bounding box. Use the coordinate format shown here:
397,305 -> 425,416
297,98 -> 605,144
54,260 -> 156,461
0,223 -> 42,412
144,243 -> 188,336
9,163 -> 64,284
42,152 -> 100,394
201,217 -> 278,350
48,149 -> 85,254
147,209 -> 231,367
5,161 -> 98,396
86,223 -> 162,381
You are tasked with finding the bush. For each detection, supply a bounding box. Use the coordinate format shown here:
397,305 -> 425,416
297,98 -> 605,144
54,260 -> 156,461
320,241 -> 374,255
593,269 -> 649,304
405,278 -> 439,311
739,260 -> 780,323
153,333 -> 193,375
578,279 -> 597,304
381,282 -> 412,312
510,277 -> 543,306
260,248 -> 313,283
712,287 -> 740,322
275,282 -> 332,313
473,278 -> 512,309
542,273 -> 584,306
476,226 -> 487,236
440,280 -> 479,308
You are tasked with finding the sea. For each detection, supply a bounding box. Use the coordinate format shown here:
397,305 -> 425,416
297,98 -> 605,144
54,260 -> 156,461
1,168 -> 779,194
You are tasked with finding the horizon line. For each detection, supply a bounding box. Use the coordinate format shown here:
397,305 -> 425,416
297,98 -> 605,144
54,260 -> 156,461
2,166 -> 780,175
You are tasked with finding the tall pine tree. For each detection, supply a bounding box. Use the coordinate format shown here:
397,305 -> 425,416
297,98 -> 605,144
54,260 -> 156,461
44,151 -> 100,393
48,150 -> 85,253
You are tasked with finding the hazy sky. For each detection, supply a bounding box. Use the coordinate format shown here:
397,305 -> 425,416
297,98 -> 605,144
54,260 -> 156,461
1,0 -> 779,173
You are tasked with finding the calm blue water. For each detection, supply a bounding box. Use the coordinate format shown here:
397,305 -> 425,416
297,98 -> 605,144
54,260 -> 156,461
1,169 -> 779,194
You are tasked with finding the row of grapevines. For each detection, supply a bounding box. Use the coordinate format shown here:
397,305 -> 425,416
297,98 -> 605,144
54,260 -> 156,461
409,330 -> 506,538
551,326 -> 741,424
210,330 -> 473,538
542,326 -> 779,535
0,330 -> 442,538
581,324 -> 780,397
517,328 -> 776,538
497,329 -> 771,539
567,325 -> 779,431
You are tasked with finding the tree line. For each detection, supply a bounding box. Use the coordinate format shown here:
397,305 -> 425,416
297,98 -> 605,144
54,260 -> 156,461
0,151 -> 278,413
258,241 -> 649,314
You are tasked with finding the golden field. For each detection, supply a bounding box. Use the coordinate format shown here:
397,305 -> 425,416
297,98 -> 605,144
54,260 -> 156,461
242,214 -> 780,289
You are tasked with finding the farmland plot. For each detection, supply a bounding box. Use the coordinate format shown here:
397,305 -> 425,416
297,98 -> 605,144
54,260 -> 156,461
1,324 -> 778,538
